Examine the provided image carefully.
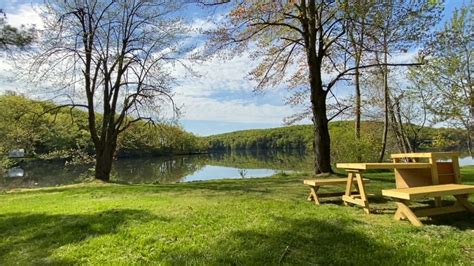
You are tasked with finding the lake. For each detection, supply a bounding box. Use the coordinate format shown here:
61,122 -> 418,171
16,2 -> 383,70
1,150 -> 312,189
2,151 -> 473,190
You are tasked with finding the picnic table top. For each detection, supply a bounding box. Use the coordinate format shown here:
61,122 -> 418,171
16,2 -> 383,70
390,152 -> 460,159
382,184 -> 474,200
336,162 -> 432,170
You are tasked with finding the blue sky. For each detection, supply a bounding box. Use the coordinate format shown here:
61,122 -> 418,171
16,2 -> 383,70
0,0 -> 468,136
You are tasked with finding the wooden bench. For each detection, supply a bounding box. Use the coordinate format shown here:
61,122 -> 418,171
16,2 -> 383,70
304,178 -> 369,205
382,184 -> 474,226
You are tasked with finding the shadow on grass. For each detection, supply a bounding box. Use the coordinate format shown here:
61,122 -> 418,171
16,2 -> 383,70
167,216 -> 416,265
10,175 -> 304,196
425,212 -> 474,230
0,209 -> 164,264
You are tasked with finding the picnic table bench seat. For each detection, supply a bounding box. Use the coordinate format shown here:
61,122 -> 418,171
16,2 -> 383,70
382,184 -> 474,226
304,177 -> 370,205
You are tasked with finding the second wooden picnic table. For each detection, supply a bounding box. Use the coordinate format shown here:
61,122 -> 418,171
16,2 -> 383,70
335,162 -> 432,214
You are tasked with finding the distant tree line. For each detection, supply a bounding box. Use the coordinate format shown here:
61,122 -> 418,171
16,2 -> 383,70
205,122 -> 469,163
207,125 -> 312,152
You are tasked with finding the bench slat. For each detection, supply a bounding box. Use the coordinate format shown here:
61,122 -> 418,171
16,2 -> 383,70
336,163 -> 432,170
304,178 -> 369,186
382,184 -> 474,200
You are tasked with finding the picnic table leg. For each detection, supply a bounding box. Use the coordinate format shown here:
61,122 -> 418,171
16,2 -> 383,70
342,171 -> 370,214
308,186 -> 321,205
343,172 -> 354,206
393,207 -> 407,221
355,172 -> 370,214
395,200 -> 423,226
454,194 -> 474,213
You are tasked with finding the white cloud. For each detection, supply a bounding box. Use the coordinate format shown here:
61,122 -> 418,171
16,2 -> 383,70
5,4 -> 44,29
172,53 -> 258,97
168,50 -> 302,124
188,14 -> 225,36
390,49 -> 419,64
176,95 -> 294,124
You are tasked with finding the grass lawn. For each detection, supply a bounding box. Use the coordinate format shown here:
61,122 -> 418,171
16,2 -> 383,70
0,167 -> 473,265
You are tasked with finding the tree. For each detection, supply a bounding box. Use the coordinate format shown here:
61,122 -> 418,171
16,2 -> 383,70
206,0 -> 421,174
28,0 -> 186,181
363,1 -> 442,161
344,1 -> 373,143
0,9 -> 35,49
409,6 -> 473,155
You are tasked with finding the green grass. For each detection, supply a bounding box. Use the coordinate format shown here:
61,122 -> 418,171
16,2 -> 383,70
1,167 -> 473,265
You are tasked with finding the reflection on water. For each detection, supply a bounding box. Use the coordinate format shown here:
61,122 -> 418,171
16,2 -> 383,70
459,156 -> 474,166
7,167 -> 25,178
2,151 -> 472,190
1,150 -> 312,189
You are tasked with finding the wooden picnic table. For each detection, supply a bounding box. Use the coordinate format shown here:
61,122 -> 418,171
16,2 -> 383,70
336,162 -> 433,214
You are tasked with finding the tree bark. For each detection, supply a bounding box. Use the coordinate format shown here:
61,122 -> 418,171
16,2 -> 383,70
355,67 -> 361,141
308,60 -> 332,174
311,91 -> 332,174
302,0 -> 333,175
354,60 -> 362,162
469,85 -> 473,156
351,15 -> 364,146
94,138 -> 117,181
378,36 -> 389,162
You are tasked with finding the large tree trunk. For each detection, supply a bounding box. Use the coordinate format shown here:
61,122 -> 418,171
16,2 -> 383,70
303,0 -> 333,175
95,152 -> 113,181
94,138 -> 117,181
309,63 -> 332,174
311,94 -> 332,174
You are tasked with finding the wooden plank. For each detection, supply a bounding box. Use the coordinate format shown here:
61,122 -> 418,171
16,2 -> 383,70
355,172 -> 370,214
304,178 -> 355,186
436,162 -> 456,184
395,201 -> 423,226
452,155 -> 461,183
390,152 -> 460,159
394,207 -> 406,221
382,184 -> 474,200
316,192 -> 347,197
429,158 -> 439,185
309,186 -> 320,205
394,168 -> 432,189
336,163 -> 432,170
454,195 -> 474,213
429,157 -> 442,207
344,172 -> 354,206
342,195 -> 367,206
413,205 -> 467,217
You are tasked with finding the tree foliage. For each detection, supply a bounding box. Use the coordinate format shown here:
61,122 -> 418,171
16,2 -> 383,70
205,121 -> 467,163
409,5 -> 473,155
0,10 -> 35,49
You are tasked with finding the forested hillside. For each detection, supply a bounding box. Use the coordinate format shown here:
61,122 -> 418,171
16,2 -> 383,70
205,121 -> 468,163
0,94 -> 206,168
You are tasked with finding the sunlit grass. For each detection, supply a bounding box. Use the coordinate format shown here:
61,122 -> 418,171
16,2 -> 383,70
0,167 -> 473,264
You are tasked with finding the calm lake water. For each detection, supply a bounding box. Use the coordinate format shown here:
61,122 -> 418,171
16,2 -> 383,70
1,150 -> 312,189
2,151 -> 473,190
